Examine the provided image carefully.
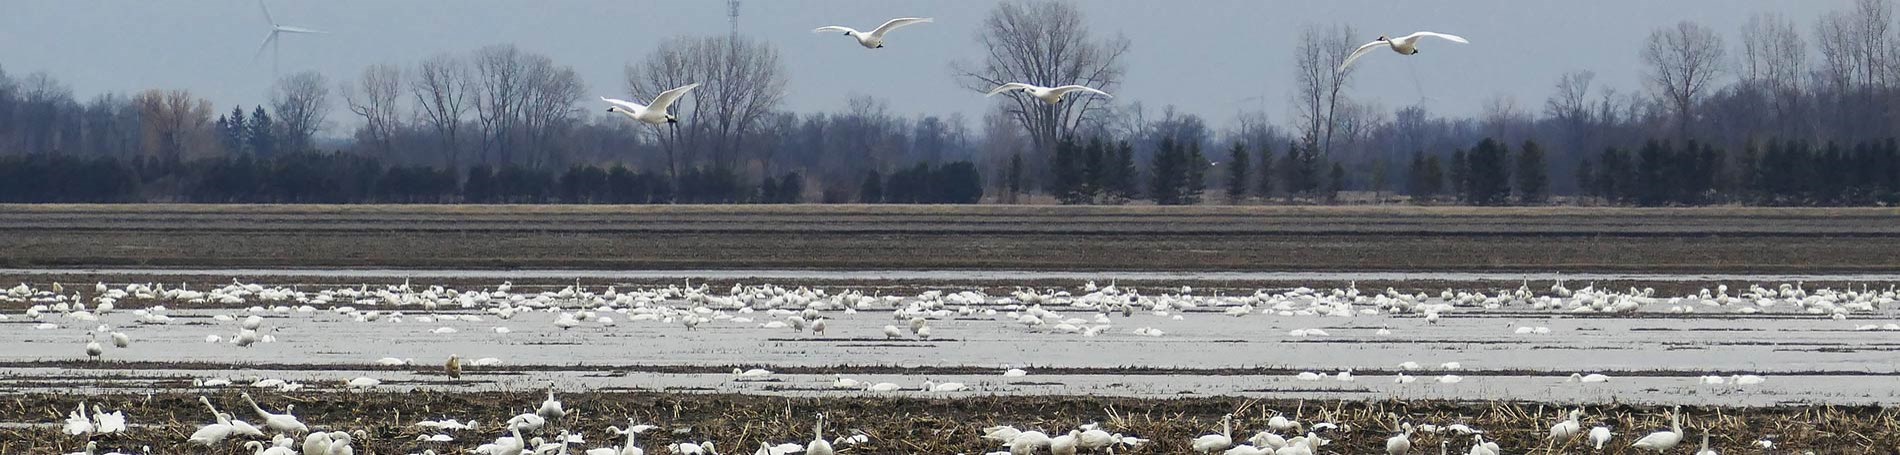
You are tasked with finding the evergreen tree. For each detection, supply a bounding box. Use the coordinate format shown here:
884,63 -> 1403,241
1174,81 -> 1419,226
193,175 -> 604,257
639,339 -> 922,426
1149,136 -> 1184,205
219,106 -> 249,155
1256,143 -> 1275,199
1006,152 -> 1024,203
1081,137 -> 1107,201
1225,143 -> 1250,203
1421,155 -> 1445,199
1515,140 -> 1549,203
1448,148 -> 1469,202
1103,140 -> 1138,204
1325,162 -> 1346,201
1183,140 -> 1208,205
859,169 -> 883,203
1575,158 -> 1597,202
778,172 -> 804,203
1464,138 -> 1511,205
1370,158 -> 1389,197
1406,152 -> 1429,197
247,106 -> 277,158
1635,139 -> 1670,206
1051,137 -> 1088,204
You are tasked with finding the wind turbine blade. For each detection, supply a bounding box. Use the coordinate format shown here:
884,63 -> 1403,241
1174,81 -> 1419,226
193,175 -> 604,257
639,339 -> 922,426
258,0 -> 277,26
253,31 -> 278,62
276,25 -> 328,34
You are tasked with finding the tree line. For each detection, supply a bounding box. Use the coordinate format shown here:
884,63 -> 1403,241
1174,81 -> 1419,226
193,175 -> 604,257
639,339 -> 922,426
0,152 -> 982,204
9,0 -> 1900,206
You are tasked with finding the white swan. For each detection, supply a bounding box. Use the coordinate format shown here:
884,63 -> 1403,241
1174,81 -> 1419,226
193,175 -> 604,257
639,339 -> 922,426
1589,425 -> 1612,451
1631,406 -> 1683,452
240,392 -> 307,434
986,83 -> 1111,105
538,384 -> 566,420
1191,414 -> 1234,453
1338,32 -> 1469,71
1549,409 -> 1582,441
1695,433 -> 1716,455
807,413 -> 835,455
603,83 -> 702,125
813,17 -> 932,49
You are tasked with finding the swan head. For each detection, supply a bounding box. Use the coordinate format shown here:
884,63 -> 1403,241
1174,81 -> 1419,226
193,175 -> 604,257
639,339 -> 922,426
606,107 -> 619,113
666,115 -> 679,124
875,44 -> 884,49
1377,35 -> 1390,42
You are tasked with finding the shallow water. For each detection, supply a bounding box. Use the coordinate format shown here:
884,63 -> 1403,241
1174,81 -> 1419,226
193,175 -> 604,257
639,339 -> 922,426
5,273 -> 1899,406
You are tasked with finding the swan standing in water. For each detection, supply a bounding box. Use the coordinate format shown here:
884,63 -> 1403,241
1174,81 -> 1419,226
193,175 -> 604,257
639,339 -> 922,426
1338,31 -> 1470,71
603,84 -> 702,125
812,17 -> 932,49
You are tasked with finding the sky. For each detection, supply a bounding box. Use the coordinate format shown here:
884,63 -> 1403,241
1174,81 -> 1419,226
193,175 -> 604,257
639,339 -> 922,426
0,0 -> 1854,134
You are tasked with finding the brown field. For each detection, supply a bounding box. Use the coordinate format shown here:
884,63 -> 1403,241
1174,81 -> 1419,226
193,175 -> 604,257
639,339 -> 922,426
4,391 -> 1892,454
3,204 -> 1900,272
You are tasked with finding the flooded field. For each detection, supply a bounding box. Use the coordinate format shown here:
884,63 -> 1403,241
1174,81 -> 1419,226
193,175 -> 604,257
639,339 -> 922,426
4,270 -> 1900,452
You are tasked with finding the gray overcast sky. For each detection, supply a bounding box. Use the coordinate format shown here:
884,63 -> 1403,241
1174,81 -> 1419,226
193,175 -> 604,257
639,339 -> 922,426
0,0 -> 1851,133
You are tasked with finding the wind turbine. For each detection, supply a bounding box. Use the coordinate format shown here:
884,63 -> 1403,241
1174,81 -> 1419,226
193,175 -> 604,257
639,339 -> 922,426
253,0 -> 327,76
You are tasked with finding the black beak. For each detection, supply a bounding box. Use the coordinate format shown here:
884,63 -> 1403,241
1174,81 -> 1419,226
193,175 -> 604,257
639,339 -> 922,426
666,118 -> 678,124
605,108 -> 613,112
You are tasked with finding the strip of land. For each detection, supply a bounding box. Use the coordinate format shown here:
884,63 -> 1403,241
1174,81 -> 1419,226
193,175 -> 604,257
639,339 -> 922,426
4,204 -> 1900,272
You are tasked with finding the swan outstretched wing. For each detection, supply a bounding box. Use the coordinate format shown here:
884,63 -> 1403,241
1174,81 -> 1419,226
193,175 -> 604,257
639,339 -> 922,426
1051,85 -> 1112,99
600,97 -> 646,112
1338,40 -> 1387,71
986,83 -> 1037,97
648,83 -> 702,112
813,26 -> 858,35
1404,31 -> 1469,44
869,17 -> 933,38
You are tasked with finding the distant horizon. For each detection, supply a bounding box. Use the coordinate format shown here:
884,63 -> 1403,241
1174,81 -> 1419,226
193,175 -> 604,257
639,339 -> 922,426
0,0 -> 1858,137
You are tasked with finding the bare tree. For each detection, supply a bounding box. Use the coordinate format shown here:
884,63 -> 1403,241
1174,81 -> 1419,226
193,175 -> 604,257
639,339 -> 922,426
518,54 -> 585,168
627,35 -> 787,178
1293,23 -> 1360,157
342,63 -> 404,156
271,71 -> 330,153
473,44 -> 527,165
1741,13 -> 1807,135
411,53 -> 474,169
132,89 -> 214,161
953,0 -> 1130,159
1641,21 -> 1726,139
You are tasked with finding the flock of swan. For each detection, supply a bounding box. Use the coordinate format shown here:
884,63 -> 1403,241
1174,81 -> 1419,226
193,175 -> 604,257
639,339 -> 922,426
46,388 -> 1783,455
5,277 -> 1888,454
599,14 -> 1465,127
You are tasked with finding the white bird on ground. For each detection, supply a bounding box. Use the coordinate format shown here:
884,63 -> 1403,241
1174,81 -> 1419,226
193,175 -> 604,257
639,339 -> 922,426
1338,32 -> 1470,71
110,331 -> 130,348
602,83 -> 702,125
1589,425 -> 1613,451
90,404 -> 126,434
593,418 -> 647,455
538,385 -> 566,420
240,392 -> 307,434
1549,409 -> 1582,441
1631,406 -> 1684,452
1191,414 -> 1234,453
813,17 -> 933,49
807,413 -> 835,455
1695,433 -> 1717,455
63,403 -> 94,435
986,83 -> 1112,105
1385,423 -> 1413,455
